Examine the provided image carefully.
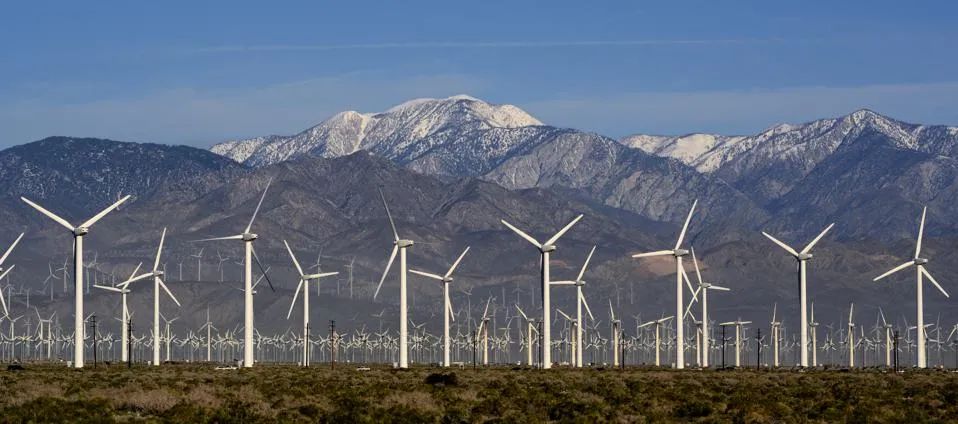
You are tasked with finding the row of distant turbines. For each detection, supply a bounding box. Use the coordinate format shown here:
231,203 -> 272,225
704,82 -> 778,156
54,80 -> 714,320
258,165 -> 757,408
4,181 -> 950,370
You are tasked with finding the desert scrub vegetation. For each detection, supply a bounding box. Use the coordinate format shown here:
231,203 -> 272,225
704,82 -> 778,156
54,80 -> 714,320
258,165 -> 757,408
0,365 -> 956,422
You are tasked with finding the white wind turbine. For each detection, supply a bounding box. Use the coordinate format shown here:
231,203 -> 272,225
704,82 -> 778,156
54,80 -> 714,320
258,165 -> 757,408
846,303 -> 855,367
21,194 -> 130,367
873,207 -> 949,369
762,222 -> 834,368
94,262 -> 152,362
515,304 -> 538,367
682,247 -> 729,368
194,179 -> 275,368
638,315 -> 673,366
372,189 -> 416,369
718,319 -> 751,367
500,214 -> 583,369
284,240 -> 338,367
632,200 -> 697,369
552,245 -> 596,368
0,233 -> 24,319
410,246 -> 469,368
120,229 -> 180,366
609,300 -> 621,367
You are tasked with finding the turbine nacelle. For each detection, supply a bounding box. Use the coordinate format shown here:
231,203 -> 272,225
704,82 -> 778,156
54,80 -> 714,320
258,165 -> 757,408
154,270 -> 165,277
242,233 -> 258,242
74,227 -> 89,236
915,258 -> 929,265
673,248 -> 689,257
797,253 -> 813,261
396,239 -> 414,248
539,244 -> 556,253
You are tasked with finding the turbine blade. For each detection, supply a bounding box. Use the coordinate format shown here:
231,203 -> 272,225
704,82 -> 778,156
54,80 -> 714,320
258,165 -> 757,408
304,272 -> 339,279
544,214 -> 584,247
128,262 -> 143,280
557,308 -> 572,322
0,233 -> 24,267
21,197 -> 74,231
93,285 -> 124,293
608,299 -> 615,322
576,245 -> 596,282
916,206 -> 927,259
674,199 -> 697,250
873,261 -> 914,281
631,250 -> 674,258
691,246 -> 704,287
245,178 -> 272,234
515,304 -> 529,321
444,246 -> 470,278
0,283 -> 7,317
446,292 -> 456,323
681,266 -> 698,303
158,277 -> 181,307
709,285 -> 731,291
683,296 -> 697,319
119,272 -> 155,288
482,297 -> 492,319
580,291 -> 594,321
379,188 -> 400,242
409,269 -> 444,281
250,247 -> 275,292
762,232 -> 799,257
193,235 -> 243,242
287,279 -> 304,320
283,240 -> 305,277
374,245 -> 398,300
921,267 -> 950,298
879,307 -> 887,327
81,195 -> 131,228
153,228 -> 166,272
800,223 -> 834,254
500,220 -> 541,248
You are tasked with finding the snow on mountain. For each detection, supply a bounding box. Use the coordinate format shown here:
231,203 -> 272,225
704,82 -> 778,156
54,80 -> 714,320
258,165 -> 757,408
210,95 -> 542,168
620,109 -> 958,177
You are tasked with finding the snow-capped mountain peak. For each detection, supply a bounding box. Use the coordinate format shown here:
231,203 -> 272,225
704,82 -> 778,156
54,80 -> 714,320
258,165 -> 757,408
211,95 -> 542,168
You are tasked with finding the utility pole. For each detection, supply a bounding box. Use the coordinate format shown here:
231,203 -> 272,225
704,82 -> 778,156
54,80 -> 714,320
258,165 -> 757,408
756,328 -> 762,370
89,315 -> 98,368
329,320 -> 336,369
127,318 -> 133,368
893,330 -> 900,372
721,326 -> 727,368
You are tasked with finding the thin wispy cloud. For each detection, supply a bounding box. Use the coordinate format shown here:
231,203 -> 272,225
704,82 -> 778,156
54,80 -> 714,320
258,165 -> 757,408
188,38 -> 779,54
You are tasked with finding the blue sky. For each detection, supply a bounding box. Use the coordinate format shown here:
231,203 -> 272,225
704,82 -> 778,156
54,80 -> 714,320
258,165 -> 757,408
1,1 -> 957,147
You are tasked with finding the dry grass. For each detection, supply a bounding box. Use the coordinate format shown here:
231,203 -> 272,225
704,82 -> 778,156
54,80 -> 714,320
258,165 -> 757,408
0,365 -> 956,422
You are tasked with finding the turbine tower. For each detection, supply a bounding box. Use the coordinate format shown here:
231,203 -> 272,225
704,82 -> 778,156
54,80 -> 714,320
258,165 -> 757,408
761,222 -> 834,368
683,247 -> 729,368
873,207 -> 949,368
373,188 -> 417,368
21,194 -> 130,367
552,245 -> 596,368
410,246 -> 470,368
500,214 -> 584,369
194,179 -> 274,367
284,240 -> 338,367
632,200 -> 697,369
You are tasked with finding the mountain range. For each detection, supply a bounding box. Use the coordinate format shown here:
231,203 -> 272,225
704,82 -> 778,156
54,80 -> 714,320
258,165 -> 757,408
0,96 -> 956,337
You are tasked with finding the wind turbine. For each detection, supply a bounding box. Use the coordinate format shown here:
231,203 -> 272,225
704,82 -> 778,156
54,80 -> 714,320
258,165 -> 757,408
500,214 -> 583,369
846,303 -> 855,367
94,262 -> 150,362
761,222 -> 833,368
552,245 -> 596,368
515,304 -> 538,367
21,194 -> 130,367
638,315 -> 673,366
410,246 -> 469,368
194,179 -> 275,367
372,188 -> 416,369
632,200 -> 697,369
682,247 -> 729,368
873,207 -> 949,369
120,229 -> 180,366
0,233 -> 24,319
609,300 -> 621,367
284,240 -> 338,367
